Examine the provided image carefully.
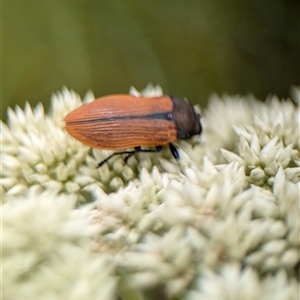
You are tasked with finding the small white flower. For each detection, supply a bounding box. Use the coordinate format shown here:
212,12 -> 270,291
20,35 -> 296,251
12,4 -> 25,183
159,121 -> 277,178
129,83 -> 164,97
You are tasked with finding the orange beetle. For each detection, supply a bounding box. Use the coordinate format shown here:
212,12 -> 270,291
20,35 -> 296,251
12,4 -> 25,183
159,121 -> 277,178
64,95 -> 202,167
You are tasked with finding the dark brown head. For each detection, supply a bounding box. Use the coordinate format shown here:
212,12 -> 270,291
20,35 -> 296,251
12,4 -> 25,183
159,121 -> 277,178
170,96 -> 202,140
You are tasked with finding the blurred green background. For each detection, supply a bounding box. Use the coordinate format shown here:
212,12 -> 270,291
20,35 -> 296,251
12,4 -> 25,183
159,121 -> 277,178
2,0 -> 300,120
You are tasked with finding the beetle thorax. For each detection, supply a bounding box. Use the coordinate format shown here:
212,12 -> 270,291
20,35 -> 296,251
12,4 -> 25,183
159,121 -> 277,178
171,97 -> 202,140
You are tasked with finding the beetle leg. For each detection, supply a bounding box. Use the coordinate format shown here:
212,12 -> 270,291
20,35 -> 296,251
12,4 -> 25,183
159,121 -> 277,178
97,146 -> 164,168
123,146 -> 163,164
123,147 -> 141,164
97,150 -> 140,168
169,143 -> 179,159
96,151 -> 132,168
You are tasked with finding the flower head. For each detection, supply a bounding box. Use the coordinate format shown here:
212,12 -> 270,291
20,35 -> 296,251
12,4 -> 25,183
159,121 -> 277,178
2,85 -> 299,299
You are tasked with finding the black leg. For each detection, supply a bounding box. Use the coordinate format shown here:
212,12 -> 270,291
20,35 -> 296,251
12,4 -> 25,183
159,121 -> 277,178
96,150 -> 136,168
123,147 -> 141,164
96,146 -> 164,168
169,143 -> 179,159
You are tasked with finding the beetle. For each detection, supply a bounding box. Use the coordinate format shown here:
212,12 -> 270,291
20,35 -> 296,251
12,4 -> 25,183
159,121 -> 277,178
64,94 -> 202,167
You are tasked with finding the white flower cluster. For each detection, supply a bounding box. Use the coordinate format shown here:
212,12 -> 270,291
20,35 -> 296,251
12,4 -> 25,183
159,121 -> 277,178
2,192 -> 116,299
1,85 -> 299,300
